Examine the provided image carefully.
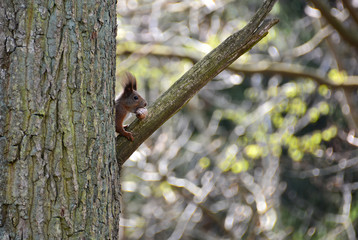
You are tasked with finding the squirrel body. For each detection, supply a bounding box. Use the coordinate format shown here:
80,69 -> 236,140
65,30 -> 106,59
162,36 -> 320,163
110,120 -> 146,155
115,72 -> 147,141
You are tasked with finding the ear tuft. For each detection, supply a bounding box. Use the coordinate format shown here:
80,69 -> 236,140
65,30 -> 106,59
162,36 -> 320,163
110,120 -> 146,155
122,72 -> 137,91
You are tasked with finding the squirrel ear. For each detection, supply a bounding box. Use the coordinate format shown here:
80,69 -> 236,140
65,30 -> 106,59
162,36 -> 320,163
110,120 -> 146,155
123,85 -> 133,95
132,79 -> 137,91
122,72 -> 133,92
122,72 -> 137,91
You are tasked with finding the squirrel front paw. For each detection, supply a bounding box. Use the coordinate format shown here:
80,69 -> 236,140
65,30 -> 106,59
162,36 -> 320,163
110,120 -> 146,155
117,127 -> 134,141
122,131 -> 134,141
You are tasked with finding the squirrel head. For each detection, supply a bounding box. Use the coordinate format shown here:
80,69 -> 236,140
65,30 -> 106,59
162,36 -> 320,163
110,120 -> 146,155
120,72 -> 147,113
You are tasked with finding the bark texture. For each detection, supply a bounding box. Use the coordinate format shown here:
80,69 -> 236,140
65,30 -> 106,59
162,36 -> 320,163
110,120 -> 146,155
0,0 -> 120,239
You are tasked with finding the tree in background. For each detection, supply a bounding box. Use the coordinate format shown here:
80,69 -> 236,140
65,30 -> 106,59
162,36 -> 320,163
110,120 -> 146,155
117,0 -> 358,239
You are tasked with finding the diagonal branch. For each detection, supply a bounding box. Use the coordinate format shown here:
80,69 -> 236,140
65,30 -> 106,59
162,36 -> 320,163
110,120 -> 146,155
116,0 -> 279,165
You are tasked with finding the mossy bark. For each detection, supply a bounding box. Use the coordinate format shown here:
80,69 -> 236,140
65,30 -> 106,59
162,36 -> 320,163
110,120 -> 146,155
0,0 -> 120,239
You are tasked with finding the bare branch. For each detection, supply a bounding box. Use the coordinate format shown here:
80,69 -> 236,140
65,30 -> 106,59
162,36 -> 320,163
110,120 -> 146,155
117,44 -> 358,88
308,0 -> 358,49
341,0 -> 358,26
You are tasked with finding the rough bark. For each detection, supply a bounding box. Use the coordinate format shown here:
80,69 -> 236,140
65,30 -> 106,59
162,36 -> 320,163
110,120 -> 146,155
0,0 -> 120,239
116,0 -> 279,165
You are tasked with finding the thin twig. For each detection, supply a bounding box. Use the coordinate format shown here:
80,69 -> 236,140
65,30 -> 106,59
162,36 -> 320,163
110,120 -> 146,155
341,0 -> 358,26
308,0 -> 358,49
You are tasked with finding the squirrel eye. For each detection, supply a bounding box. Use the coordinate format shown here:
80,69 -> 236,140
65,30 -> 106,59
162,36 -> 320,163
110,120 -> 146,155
133,95 -> 139,100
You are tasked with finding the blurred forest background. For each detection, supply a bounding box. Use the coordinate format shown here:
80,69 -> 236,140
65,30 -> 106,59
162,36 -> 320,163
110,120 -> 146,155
116,0 -> 358,239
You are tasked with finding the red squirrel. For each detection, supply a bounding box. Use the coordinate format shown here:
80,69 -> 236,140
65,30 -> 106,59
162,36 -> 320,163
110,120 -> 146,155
115,72 -> 148,141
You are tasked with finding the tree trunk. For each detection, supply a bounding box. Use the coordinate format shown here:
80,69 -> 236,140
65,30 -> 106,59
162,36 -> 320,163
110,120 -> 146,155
0,0 -> 120,239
